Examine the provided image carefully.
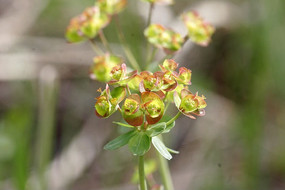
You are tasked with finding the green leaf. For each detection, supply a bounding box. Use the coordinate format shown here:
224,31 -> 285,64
163,121 -> 175,133
146,122 -> 166,137
113,121 -> 134,128
104,130 -> 136,150
128,132 -> 151,156
152,136 -> 172,160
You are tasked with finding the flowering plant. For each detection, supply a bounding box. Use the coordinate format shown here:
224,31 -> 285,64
66,0 -> 214,189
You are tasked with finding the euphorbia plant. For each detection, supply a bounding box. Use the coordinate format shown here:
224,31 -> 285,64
66,0 -> 214,189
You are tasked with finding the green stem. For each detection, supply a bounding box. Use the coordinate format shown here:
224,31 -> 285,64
114,15 -> 141,71
89,39 -> 104,55
99,30 -> 113,53
157,135 -> 174,190
166,112 -> 181,126
146,3 -> 154,27
139,155 -> 147,190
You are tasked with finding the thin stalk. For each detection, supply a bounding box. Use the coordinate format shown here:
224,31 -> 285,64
146,3 -> 154,27
99,30 -> 113,53
166,112 -> 181,126
34,66 -> 59,190
89,39 -> 104,55
157,135 -> 174,190
114,15 -> 141,71
139,156 -> 147,190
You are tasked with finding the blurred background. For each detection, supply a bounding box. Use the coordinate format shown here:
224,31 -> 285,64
0,0 -> 285,189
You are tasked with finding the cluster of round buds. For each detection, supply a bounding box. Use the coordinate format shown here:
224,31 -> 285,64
96,0 -> 127,15
144,24 -> 184,54
65,0 -> 127,43
94,59 -> 206,127
182,11 -> 215,46
65,6 -> 110,43
141,0 -> 174,5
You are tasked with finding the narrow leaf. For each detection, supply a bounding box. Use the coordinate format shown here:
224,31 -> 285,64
128,132 -> 151,156
152,136 -> 172,160
146,122 -> 166,137
104,130 -> 136,150
167,147 -> 179,154
113,121 -> 134,128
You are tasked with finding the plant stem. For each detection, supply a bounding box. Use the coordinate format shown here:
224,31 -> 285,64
139,155 -> 147,190
89,39 -> 104,55
157,135 -> 174,190
99,30 -> 113,53
146,3 -> 154,27
114,15 -> 141,71
166,112 -> 181,126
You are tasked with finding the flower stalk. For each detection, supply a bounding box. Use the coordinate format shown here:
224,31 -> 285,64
139,155 -> 147,190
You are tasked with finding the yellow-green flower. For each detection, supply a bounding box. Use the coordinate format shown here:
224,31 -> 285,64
95,85 -> 126,118
66,6 -> 111,43
182,11 -> 215,46
96,0 -> 127,15
174,89 -> 206,119
142,92 -> 165,125
144,24 -> 184,53
122,94 -> 144,126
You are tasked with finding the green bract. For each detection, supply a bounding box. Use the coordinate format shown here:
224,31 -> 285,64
96,0 -> 127,15
65,6 -> 111,43
144,24 -> 184,53
90,54 -> 123,82
174,89 -> 207,119
95,85 -> 126,118
182,11 -> 215,46
122,94 -> 144,126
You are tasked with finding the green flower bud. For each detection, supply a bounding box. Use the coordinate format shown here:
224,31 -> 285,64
95,96 -> 111,117
144,24 -> 184,53
96,0 -> 127,15
161,59 -> 178,72
95,85 -> 126,118
182,11 -> 215,46
90,54 -> 123,82
122,94 -> 144,126
177,67 -> 192,85
65,6 -> 111,43
109,64 -> 138,86
142,92 -> 165,125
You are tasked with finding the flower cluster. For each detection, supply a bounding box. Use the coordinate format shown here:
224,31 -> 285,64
144,24 -> 184,53
182,11 -> 215,46
66,0 -> 213,168
65,0 -> 126,43
94,59 -> 206,126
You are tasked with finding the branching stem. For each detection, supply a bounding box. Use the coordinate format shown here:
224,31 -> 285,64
99,30 -> 113,53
